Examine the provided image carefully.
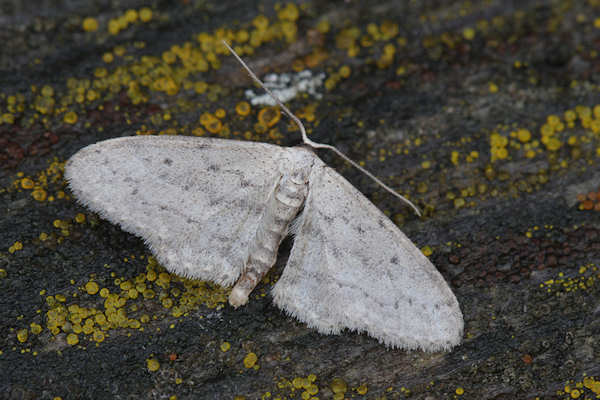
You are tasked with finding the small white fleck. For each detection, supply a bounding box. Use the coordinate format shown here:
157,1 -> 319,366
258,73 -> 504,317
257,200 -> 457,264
245,70 -> 326,106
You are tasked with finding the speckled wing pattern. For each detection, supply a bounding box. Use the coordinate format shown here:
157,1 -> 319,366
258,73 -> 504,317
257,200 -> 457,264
65,136 -> 286,286
272,157 -> 464,351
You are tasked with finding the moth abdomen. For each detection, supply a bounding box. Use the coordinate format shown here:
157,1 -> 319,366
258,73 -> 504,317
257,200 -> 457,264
228,159 -> 311,307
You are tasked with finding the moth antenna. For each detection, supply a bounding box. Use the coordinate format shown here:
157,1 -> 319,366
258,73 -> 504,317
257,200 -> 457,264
222,40 -> 421,217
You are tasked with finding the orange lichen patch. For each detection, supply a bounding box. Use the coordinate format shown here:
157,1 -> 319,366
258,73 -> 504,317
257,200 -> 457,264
576,188 -> 600,211
214,108 -> 226,119
20,177 -> 35,189
32,188 -> 48,202
257,107 -> 280,128
199,112 -> 223,134
339,65 -> 351,79
10,160 -> 66,205
235,101 -> 251,117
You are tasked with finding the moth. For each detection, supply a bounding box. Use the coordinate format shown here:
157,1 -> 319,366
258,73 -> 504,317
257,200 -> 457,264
65,42 -> 463,351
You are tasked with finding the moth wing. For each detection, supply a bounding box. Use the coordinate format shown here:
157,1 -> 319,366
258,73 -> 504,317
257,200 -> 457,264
272,158 -> 463,351
66,135 -> 286,286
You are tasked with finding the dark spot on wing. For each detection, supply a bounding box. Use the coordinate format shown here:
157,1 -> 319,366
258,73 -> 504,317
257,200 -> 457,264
163,158 -> 173,165
273,216 -> 288,226
318,211 -> 334,224
330,245 -> 342,259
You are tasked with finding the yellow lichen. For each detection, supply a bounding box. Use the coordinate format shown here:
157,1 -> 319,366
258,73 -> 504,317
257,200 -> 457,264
20,178 -> 34,189
9,241 -> 23,254
30,323 -> 42,335
356,383 -> 368,395
146,358 -> 160,372
421,246 -> 433,257
32,188 -> 48,202
17,329 -> 28,343
85,281 -> 99,295
243,352 -> 258,368
463,27 -> 476,40
82,17 -> 99,32
66,333 -> 79,345
139,8 -> 152,22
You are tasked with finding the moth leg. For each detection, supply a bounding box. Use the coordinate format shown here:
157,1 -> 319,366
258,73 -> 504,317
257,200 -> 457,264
229,165 -> 310,308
